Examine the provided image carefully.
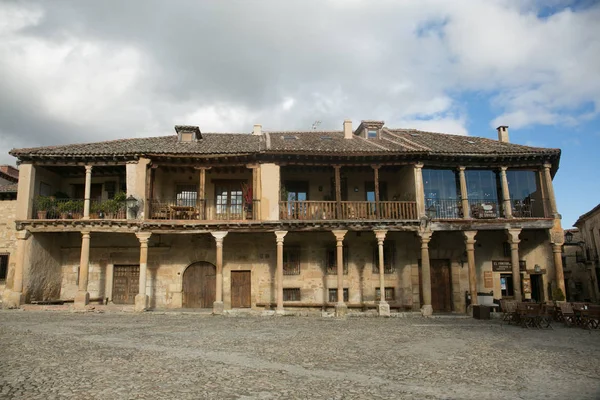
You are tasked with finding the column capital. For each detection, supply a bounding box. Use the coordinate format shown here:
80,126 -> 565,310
371,164 -> 381,170
211,231 -> 228,242
506,228 -> 521,244
457,166 -> 466,172
16,230 -> 31,240
542,162 -> 552,170
194,166 -> 212,170
417,230 -> 432,244
462,230 -> 477,244
373,229 -> 387,242
275,230 -> 288,243
245,163 -> 259,169
499,166 -> 508,172
552,243 -> 563,253
81,230 -> 91,239
136,232 -> 152,243
85,165 -> 93,173
331,230 -> 347,242
414,162 -> 424,169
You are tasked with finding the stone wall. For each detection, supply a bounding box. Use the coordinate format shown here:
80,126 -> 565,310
0,200 -> 17,301
22,233 -> 63,302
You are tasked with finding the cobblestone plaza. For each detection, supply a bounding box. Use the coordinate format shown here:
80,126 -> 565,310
1,311 -> 599,399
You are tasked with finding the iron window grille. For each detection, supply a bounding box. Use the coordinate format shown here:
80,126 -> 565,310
326,246 -> 348,275
283,247 -> 301,275
328,288 -> 349,303
283,288 -> 301,301
375,287 -> 395,301
372,241 -> 396,274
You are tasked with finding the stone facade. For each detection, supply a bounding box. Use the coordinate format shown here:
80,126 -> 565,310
0,200 -> 17,304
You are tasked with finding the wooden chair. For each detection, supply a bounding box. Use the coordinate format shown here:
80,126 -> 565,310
517,302 -> 541,329
581,305 -> 600,330
539,304 -> 554,329
500,299 -> 518,325
558,302 -> 576,327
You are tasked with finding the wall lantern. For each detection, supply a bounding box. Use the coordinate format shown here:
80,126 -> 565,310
126,195 -> 139,218
354,186 -> 359,192
426,205 -> 437,220
565,231 -> 573,243
534,264 -> 542,273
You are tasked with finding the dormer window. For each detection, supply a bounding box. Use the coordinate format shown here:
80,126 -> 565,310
354,120 -> 385,140
175,125 -> 202,143
367,130 -> 378,139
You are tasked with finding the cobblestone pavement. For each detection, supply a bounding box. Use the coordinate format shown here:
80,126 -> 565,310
1,311 -> 599,400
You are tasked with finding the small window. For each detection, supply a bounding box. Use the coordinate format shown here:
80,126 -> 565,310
283,247 -> 301,275
328,288 -> 349,303
375,287 -> 395,301
373,241 -> 395,274
283,288 -> 301,301
326,246 -> 348,275
283,135 -> 298,140
0,253 -> 8,281
466,140 -> 476,144
367,129 -> 378,138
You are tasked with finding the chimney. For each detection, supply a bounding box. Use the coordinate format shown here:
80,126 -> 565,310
497,125 -> 509,143
343,119 -> 352,139
253,124 -> 262,136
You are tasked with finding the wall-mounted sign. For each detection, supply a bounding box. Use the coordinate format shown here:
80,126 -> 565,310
492,260 -> 527,272
484,271 -> 493,288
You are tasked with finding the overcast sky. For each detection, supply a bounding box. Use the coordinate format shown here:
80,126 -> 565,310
0,0 -> 599,226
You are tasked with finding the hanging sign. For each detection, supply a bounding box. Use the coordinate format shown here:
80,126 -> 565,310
492,260 -> 526,272
484,271 -> 493,288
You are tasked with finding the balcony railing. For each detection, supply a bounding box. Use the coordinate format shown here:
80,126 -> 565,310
425,198 -> 462,219
279,201 -> 417,220
512,199 -> 545,218
32,197 -> 127,220
149,199 -> 260,221
468,198 -> 500,219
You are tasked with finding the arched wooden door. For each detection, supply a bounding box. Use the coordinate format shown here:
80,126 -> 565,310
182,262 -> 216,308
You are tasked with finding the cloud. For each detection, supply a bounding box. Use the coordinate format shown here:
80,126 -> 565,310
0,0 -> 598,165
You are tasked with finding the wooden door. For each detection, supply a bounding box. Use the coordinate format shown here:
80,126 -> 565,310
430,259 -> 452,312
112,265 -> 140,304
182,262 -> 216,308
231,271 -> 251,308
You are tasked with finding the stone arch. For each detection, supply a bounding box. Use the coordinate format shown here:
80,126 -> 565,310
182,261 -> 216,308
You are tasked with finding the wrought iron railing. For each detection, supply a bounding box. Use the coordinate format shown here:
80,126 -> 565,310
278,200 -> 417,220
511,199 -> 544,218
148,199 -> 260,221
424,198 -> 462,219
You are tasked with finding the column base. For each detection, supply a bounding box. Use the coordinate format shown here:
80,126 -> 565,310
74,291 -> 89,308
213,301 -> 224,315
3,290 -> 24,308
421,304 -> 433,317
134,294 -> 148,312
335,302 -> 348,317
378,302 -> 390,317
275,307 -> 285,316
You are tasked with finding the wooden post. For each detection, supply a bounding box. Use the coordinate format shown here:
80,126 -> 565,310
196,167 -> 209,220
144,165 -> 153,219
334,165 -> 342,219
373,165 -> 381,219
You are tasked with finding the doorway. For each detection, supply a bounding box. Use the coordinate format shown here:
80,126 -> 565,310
182,262 -> 216,308
231,271 -> 251,308
530,274 -> 544,303
419,259 -> 452,312
112,265 -> 140,304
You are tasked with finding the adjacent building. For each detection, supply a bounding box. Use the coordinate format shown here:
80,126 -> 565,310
2,121 -> 566,316
0,165 -> 19,304
572,205 -> 600,302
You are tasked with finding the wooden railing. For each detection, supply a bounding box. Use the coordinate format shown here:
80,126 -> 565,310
279,201 -> 417,220
149,199 -> 259,221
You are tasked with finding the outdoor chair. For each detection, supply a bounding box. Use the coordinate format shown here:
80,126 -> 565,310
581,305 -> 600,330
517,302 -> 542,329
558,302 -> 576,327
500,299 -> 518,325
539,304 -> 554,329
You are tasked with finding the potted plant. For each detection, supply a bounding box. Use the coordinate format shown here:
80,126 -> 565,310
104,192 -> 126,219
552,287 -> 566,303
56,200 -> 74,219
90,201 -> 103,219
35,196 -> 55,219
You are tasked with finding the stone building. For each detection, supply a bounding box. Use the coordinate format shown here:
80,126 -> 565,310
0,165 -> 19,305
2,121 -> 566,316
572,205 -> 600,302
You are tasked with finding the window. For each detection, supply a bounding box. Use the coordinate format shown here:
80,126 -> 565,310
465,170 -> 500,203
176,184 -> 198,207
423,169 -> 461,219
367,129 -> 378,138
283,288 -> 301,301
500,274 -> 514,297
0,253 -> 8,281
375,287 -> 395,301
373,241 -> 395,274
283,247 -> 301,275
283,181 -> 309,202
326,246 -> 348,274
215,182 -> 243,217
328,288 -> 349,302
365,182 -> 388,201
39,182 -> 51,197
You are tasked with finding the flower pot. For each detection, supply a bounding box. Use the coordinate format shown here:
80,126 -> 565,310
37,211 -> 48,219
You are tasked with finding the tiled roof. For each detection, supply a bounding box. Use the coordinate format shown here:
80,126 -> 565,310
0,184 -> 17,193
10,127 -> 560,159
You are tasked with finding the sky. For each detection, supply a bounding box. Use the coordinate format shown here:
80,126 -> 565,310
0,0 -> 599,227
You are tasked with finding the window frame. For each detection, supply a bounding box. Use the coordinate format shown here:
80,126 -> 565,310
375,287 -> 395,301
326,245 -> 348,275
0,253 -> 8,281
283,288 -> 301,301
283,246 -> 301,275
328,288 -> 349,302
372,241 -> 395,274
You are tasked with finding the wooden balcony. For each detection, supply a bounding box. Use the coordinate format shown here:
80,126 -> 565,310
279,201 -> 417,221
149,199 -> 259,221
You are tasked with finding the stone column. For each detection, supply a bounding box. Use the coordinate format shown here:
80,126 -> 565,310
418,231 -> 433,316
5,230 -> 31,307
373,229 -> 390,316
499,167 -> 512,218
463,230 -> 478,310
458,166 -> 470,219
414,162 -> 426,218
275,231 -> 287,314
82,165 -> 93,219
75,231 -> 92,307
506,229 -> 522,301
135,232 -> 152,312
332,230 -> 347,317
552,243 -> 566,298
543,163 -> 559,218
211,231 -> 228,314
